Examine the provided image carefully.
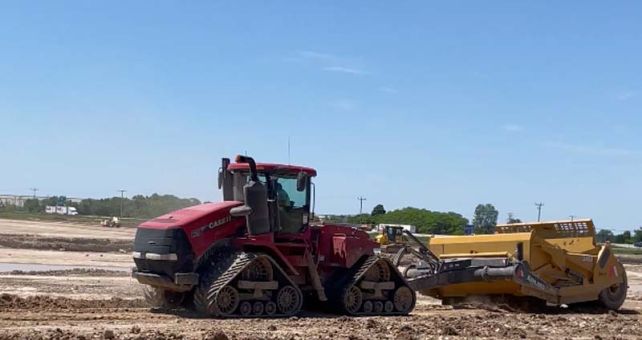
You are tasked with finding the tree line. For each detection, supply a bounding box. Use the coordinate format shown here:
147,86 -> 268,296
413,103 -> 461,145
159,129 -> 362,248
596,229 -> 642,244
323,203 -> 509,235
1,194 -> 201,219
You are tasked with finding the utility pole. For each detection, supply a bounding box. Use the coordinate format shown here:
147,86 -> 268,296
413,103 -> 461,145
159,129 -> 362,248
357,196 -> 367,215
569,215 -> 576,222
118,189 -> 126,218
29,188 -> 38,199
287,136 -> 291,165
535,202 -> 544,222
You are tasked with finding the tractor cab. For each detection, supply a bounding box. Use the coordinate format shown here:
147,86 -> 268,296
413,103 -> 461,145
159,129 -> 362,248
219,156 -> 316,235
377,225 -> 405,246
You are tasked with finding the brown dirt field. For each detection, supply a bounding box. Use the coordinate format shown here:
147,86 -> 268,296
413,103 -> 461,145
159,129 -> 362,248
0,219 -> 135,240
0,294 -> 640,340
0,247 -> 132,269
1,217 -> 642,339
0,234 -> 133,253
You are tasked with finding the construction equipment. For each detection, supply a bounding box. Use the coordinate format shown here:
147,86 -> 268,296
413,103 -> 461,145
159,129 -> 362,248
101,216 -> 120,228
400,219 -> 628,310
132,155 -> 415,318
376,225 -> 407,253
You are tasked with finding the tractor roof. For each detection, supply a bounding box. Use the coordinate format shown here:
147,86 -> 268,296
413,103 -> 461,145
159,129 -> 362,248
227,162 -> 317,177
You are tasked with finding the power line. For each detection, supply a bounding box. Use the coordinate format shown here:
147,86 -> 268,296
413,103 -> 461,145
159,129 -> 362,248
535,202 -> 544,222
118,189 -> 126,218
357,196 -> 367,215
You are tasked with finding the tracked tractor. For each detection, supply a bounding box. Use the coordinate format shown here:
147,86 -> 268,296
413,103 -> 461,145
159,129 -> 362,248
132,155 -> 415,318
399,220 -> 628,310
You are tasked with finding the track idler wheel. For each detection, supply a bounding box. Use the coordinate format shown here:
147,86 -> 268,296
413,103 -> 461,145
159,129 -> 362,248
215,286 -> 240,316
343,285 -> 363,314
276,285 -> 302,316
393,286 -> 415,314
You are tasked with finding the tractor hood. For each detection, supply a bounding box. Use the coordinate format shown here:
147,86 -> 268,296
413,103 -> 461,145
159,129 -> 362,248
140,201 -> 243,230
136,201 -> 246,260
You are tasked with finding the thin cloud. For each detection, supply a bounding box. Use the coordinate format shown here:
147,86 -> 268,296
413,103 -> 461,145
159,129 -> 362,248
289,50 -> 367,76
543,142 -> 638,157
616,90 -> 637,101
502,124 -> 524,132
329,99 -> 358,112
323,66 -> 367,75
379,86 -> 398,94
296,50 -> 340,63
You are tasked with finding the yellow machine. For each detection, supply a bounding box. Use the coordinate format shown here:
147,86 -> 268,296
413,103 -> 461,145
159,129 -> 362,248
376,225 -> 406,251
402,219 -> 628,310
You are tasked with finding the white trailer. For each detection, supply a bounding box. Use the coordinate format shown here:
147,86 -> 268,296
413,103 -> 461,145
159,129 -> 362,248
45,205 -> 78,215
376,223 -> 417,233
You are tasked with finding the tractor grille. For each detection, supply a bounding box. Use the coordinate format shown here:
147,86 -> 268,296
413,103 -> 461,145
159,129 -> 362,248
133,227 -> 193,277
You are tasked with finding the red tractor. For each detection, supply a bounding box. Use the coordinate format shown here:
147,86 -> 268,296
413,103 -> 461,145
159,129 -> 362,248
132,155 -> 415,317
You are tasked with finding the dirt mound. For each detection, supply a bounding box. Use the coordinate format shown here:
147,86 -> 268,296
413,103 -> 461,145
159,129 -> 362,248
0,234 -> 132,253
0,294 -> 145,311
4,268 -> 128,277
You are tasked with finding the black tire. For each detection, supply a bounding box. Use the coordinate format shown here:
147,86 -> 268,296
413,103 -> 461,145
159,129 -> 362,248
142,285 -> 184,309
598,265 -> 628,310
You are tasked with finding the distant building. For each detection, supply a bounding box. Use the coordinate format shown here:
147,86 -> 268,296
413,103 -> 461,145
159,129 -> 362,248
0,195 -> 35,207
0,194 -> 83,208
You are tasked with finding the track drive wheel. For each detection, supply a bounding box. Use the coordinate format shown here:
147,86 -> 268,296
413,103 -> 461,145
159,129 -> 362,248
364,260 -> 391,281
598,264 -> 628,310
142,285 -> 185,309
240,256 -> 274,281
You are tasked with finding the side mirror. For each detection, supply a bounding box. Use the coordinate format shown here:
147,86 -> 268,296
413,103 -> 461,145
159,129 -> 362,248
296,172 -> 307,192
230,205 -> 252,217
219,158 -> 230,189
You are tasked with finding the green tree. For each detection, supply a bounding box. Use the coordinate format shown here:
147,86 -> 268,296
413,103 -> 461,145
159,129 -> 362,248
614,231 -> 632,244
473,204 -> 499,234
375,207 -> 468,234
75,193 -> 200,218
632,228 -> 642,243
347,214 -> 376,225
23,199 -> 41,213
596,229 -> 614,243
506,213 -> 522,224
371,204 -> 386,216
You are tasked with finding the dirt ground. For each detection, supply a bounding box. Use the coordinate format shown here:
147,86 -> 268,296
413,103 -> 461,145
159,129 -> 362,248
1,218 -> 641,339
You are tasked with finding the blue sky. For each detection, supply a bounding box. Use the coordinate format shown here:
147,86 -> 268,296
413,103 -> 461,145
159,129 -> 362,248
2,2 -> 641,229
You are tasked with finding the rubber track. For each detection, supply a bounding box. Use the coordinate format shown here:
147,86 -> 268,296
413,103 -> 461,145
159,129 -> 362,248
201,252 -> 303,318
341,255 -> 416,316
